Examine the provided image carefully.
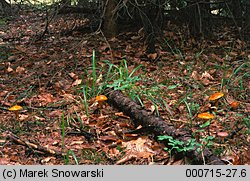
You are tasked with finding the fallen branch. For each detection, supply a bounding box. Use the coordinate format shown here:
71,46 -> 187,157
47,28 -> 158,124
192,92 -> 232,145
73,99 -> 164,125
6,131 -> 64,157
104,89 -> 225,165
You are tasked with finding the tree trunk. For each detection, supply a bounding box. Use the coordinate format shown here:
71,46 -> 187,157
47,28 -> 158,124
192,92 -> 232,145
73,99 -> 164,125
102,0 -> 118,38
139,0 -> 164,54
229,0 -> 242,26
244,3 -> 250,32
186,0 -> 211,37
60,0 -> 71,6
0,0 -> 12,16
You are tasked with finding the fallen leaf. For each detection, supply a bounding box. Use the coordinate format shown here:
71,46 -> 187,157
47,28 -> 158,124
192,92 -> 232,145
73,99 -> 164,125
6,66 -> 14,73
115,112 -> 130,119
201,78 -> 211,85
16,66 -> 25,73
72,79 -> 82,86
19,114 -> 29,121
38,93 -> 54,104
147,53 -> 157,60
70,141 -> 84,145
0,158 -> 10,165
191,71 -> 200,80
41,157 -> 56,163
8,55 -> 17,61
68,72 -> 78,80
100,136 -> 117,141
201,71 -> 214,80
116,137 -> 155,164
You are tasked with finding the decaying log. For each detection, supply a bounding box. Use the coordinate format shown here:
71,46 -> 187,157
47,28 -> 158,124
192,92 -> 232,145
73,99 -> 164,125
104,89 -> 225,165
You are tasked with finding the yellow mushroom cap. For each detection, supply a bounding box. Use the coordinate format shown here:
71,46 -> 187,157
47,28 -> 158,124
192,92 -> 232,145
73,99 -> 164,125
209,92 -> 224,101
96,95 -> 108,101
197,112 -> 215,119
9,105 -> 23,111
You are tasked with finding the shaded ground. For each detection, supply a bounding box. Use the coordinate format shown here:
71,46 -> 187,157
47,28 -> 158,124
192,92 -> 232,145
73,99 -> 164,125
0,10 -> 249,165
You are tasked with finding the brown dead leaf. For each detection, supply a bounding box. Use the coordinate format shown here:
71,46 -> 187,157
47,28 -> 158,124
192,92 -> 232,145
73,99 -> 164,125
211,53 -> 223,62
147,53 -> 157,60
201,71 -> 214,80
62,93 -> 75,102
41,157 -> 51,164
0,157 -> 10,165
68,72 -> 78,80
116,153 -> 137,164
185,55 -> 193,61
8,55 -> 17,61
52,141 -> 59,146
16,66 -> 26,73
115,112 -> 130,119
49,110 -> 62,117
100,136 -> 117,141
6,66 -> 14,73
191,71 -> 200,80
38,93 -> 54,104
70,141 -> 84,145
53,81 -> 64,91
116,137 -> 155,164
72,79 -> 82,86
150,105 -> 157,113
201,78 -> 211,85
221,155 -> 240,165
19,114 -> 29,121
0,139 -> 6,144
34,115 -> 45,121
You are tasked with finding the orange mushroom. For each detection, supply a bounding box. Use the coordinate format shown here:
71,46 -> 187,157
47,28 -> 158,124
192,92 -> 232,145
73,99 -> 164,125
197,112 -> 215,119
95,95 -> 108,115
197,112 -> 215,135
209,92 -> 224,101
230,101 -> 239,109
9,105 -> 23,119
209,92 -> 224,109
96,95 -> 108,108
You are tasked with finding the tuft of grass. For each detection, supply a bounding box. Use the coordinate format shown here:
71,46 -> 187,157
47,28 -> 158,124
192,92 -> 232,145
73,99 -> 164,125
223,61 -> 249,100
77,51 -> 182,119
64,150 -> 79,165
81,86 -> 89,116
61,112 -> 66,150
81,149 -> 107,164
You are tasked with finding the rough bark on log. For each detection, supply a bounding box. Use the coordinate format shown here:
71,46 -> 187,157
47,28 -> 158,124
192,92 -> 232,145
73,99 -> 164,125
104,89 -> 225,165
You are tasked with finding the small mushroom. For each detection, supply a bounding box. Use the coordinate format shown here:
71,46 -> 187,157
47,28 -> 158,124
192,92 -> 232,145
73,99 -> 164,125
209,92 -> 224,101
9,105 -> 23,120
95,95 -> 108,115
197,112 -> 215,119
230,101 -> 239,110
209,92 -> 224,109
217,132 -> 229,142
96,95 -> 108,108
197,112 -> 215,135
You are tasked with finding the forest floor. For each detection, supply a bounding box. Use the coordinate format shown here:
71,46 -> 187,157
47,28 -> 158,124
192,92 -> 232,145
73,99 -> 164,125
0,9 -> 249,165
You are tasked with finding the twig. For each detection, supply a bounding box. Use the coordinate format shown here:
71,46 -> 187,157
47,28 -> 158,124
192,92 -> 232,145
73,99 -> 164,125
6,131 -> 64,157
35,5 -> 59,41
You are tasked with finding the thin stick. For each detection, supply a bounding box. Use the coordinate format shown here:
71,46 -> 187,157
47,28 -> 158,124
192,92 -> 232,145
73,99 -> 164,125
6,131 -> 64,157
